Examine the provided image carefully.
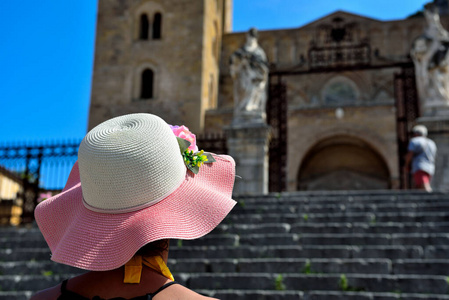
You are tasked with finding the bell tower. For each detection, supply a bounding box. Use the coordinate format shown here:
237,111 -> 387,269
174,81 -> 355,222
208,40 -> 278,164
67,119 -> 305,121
88,0 -> 232,133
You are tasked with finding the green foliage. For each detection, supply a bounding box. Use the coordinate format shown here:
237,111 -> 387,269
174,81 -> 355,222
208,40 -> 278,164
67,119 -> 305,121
302,260 -> 312,274
339,274 -> 348,291
274,274 -> 286,291
177,239 -> 183,248
303,214 -> 309,222
238,200 -> 246,208
42,270 -> 53,277
339,274 -> 365,292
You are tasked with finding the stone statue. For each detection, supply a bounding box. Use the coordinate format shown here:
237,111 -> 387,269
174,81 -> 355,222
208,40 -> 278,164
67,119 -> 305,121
411,3 -> 449,111
230,28 -> 269,123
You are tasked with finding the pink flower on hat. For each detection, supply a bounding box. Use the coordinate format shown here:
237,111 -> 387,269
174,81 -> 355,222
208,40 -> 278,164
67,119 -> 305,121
169,125 -> 198,152
37,192 -> 53,203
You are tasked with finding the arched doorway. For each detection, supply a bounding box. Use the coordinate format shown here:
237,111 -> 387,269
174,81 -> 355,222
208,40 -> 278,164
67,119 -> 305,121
297,135 -> 390,190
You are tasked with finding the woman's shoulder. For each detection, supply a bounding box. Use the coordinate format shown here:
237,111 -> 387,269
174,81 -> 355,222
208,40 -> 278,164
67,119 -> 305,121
156,283 -> 218,300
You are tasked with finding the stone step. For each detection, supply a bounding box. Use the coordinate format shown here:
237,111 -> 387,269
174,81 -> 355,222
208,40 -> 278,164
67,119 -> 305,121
181,259 -> 449,276
0,226 -> 41,238
174,258 -> 449,276
170,258 -> 392,275
3,245 -> 449,263
225,211 -> 449,224
2,221 -> 448,242
236,192 -> 449,205
0,292 -> 32,300
0,248 -> 51,261
169,245 -> 425,260
214,222 -> 449,235
288,222 -> 449,235
4,232 -> 448,249
177,273 -> 449,294
197,290 -> 449,300
0,245 -> 425,264
238,233 -> 449,246
231,202 -> 449,214
5,221 -> 449,240
0,261 -> 84,276
3,257 -> 448,277
392,259 -> 449,275
0,274 -> 73,292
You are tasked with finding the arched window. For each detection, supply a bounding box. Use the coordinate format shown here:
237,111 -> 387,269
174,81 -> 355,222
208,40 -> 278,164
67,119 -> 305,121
322,77 -> 359,106
152,12 -> 162,39
139,14 -> 149,40
140,69 -> 154,99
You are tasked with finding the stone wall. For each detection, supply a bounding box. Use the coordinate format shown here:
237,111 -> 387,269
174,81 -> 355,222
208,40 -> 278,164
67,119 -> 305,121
89,0 -> 226,133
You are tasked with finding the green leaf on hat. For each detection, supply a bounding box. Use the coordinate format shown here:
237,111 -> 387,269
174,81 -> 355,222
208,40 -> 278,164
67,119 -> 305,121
176,137 -> 191,153
204,153 -> 216,163
176,137 -> 216,174
186,164 -> 200,174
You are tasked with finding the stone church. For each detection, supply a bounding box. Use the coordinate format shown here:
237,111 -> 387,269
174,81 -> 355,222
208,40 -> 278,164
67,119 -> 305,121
88,0 -> 449,192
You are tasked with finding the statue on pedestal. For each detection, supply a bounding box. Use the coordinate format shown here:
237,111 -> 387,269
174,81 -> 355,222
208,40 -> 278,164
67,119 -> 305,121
411,3 -> 449,111
229,28 -> 269,124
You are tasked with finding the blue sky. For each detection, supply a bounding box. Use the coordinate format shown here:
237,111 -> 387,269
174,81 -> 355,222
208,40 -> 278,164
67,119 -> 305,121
0,0 -> 430,143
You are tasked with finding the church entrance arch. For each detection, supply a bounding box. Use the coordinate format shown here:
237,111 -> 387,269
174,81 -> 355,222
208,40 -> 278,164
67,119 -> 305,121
266,17 -> 419,191
297,135 -> 390,190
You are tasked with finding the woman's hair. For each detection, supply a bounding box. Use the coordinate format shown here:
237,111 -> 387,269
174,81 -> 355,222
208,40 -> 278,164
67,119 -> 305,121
136,239 -> 169,257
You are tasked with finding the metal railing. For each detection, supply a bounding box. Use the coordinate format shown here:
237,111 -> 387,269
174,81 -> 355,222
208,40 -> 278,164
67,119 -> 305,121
0,140 -> 80,225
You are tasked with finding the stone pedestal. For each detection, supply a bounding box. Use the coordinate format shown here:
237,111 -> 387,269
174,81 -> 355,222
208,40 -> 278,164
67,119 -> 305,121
416,115 -> 449,191
422,102 -> 449,118
225,122 -> 272,195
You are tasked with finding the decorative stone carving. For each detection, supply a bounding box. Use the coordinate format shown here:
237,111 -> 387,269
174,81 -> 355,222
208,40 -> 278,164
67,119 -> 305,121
229,28 -> 269,124
411,3 -> 449,113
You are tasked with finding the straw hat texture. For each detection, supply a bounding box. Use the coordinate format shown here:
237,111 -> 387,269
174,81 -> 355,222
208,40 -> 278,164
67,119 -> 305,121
35,113 -> 236,271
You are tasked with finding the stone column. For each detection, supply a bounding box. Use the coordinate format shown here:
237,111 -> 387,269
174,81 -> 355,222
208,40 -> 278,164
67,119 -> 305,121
416,115 -> 449,190
225,122 -> 272,195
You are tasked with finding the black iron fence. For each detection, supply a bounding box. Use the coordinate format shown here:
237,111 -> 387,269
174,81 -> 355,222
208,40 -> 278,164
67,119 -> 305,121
0,140 -> 80,225
196,132 -> 227,154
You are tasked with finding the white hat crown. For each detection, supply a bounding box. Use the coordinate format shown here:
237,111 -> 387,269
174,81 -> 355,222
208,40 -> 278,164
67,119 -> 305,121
78,113 -> 186,213
412,125 -> 428,137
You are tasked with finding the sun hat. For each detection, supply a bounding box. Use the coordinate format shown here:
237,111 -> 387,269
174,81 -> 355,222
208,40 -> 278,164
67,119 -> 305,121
34,113 -> 236,271
412,125 -> 428,137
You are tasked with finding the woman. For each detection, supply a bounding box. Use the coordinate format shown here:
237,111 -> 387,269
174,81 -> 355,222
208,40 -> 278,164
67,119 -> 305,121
31,113 -> 236,299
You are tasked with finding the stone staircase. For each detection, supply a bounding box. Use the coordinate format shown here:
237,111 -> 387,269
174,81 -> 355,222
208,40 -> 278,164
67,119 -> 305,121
1,191 -> 449,299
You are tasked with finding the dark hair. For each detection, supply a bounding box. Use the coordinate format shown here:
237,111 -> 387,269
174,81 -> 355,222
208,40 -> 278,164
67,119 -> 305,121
136,239 -> 169,257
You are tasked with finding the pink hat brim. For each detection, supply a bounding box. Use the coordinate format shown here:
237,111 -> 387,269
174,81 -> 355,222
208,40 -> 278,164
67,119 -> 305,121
35,155 -> 236,271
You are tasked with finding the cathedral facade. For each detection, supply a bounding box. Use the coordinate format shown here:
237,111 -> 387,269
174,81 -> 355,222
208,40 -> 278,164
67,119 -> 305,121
88,0 -> 448,191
